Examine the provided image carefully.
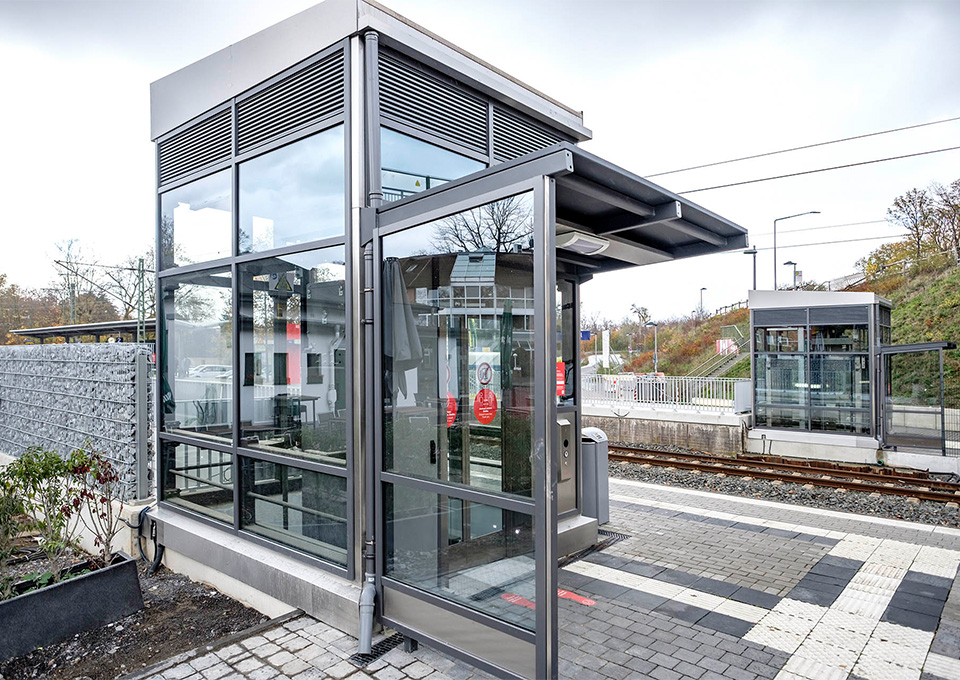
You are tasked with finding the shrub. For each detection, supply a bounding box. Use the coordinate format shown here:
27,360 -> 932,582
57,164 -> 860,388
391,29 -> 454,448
68,447 -> 124,568
4,447 -> 78,582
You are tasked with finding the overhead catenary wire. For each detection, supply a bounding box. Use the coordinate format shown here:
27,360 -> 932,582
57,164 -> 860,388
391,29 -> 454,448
751,219 -> 887,237
677,145 -> 960,194
753,234 -> 910,251
646,114 -> 960,177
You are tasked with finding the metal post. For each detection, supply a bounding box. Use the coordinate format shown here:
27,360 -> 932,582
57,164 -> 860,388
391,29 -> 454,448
941,348 -> 947,456
773,211 -> 819,289
135,352 -> 149,500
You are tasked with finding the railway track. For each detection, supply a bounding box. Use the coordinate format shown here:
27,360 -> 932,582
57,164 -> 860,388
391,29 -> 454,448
609,445 -> 960,504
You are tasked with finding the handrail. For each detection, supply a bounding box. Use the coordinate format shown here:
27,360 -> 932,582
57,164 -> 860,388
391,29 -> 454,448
684,334 -> 751,377
582,374 -> 749,413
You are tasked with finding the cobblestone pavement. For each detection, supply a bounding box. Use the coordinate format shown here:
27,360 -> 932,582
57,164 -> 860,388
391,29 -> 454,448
140,479 -> 960,679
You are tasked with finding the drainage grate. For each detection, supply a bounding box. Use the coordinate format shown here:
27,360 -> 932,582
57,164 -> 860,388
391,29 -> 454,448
348,632 -> 404,668
558,529 -> 630,568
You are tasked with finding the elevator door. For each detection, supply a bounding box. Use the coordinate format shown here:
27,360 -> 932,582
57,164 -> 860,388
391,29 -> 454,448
880,343 -> 956,454
375,178 -> 556,679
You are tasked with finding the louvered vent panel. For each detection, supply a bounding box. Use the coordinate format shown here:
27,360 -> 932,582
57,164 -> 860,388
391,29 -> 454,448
237,50 -> 345,154
158,109 -> 231,185
493,107 -> 563,162
379,53 -> 488,155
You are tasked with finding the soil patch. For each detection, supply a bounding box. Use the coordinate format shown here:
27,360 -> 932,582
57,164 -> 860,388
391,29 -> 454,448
0,560 -> 266,680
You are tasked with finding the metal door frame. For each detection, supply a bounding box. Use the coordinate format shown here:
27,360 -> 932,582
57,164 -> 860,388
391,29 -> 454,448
372,169 -> 559,680
878,342 -> 955,455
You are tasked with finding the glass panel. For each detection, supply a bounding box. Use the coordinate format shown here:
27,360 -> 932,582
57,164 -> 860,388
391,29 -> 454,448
238,248 -> 347,466
381,128 -> 486,202
755,406 -> 807,429
556,280 -> 575,404
239,126 -> 345,253
160,170 -> 232,269
239,457 -> 347,565
810,324 -> 868,352
754,327 -> 805,352
811,354 -> 870,408
811,409 -> 871,434
754,354 -> 806,405
161,441 -> 233,523
382,192 -> 535,498
384,482 -> 535,630
160,267 -> 233,442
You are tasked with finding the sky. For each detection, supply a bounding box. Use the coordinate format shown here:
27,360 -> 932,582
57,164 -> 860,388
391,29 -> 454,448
1,0 -> 959,323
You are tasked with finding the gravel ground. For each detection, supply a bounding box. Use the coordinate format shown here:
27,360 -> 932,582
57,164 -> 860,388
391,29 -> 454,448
609,441 -> 960,529
0,560 -> 266,680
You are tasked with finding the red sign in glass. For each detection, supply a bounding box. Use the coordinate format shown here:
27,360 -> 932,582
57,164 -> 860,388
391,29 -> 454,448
556,360 -> 565,396
446,392 -> 457,428
473,388 -> 498,424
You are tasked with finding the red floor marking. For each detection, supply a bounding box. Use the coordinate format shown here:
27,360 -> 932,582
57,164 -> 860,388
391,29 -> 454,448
501,590 -> 596,609
501,593 -> 536,609
558,589 -> 596,606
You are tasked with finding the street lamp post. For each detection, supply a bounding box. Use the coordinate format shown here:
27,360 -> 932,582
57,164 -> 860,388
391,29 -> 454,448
773,211 -> 819,289
743,247 -> 758,290
646,321 -> 658,373
784,260 -> 798,290
700,287 -> 707,316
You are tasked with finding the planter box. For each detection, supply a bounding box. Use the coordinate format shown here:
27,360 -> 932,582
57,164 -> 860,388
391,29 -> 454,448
0,551 -> 144,660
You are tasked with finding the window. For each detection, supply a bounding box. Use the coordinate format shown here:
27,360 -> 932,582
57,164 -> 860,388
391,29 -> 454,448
161,442 -> 233,524
753,311 -> 873,435
240,457 -> 348,565
238,248 -> 347,466
381,128 -> 485,202
160,170 -> 232,269
384,483 -> 535,630
160,267 -> 233,442
381,192 -> 535,498
239,127 -> 345,253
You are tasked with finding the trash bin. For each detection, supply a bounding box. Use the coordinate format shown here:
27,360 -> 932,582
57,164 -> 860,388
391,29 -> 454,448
581,427 -> 609,525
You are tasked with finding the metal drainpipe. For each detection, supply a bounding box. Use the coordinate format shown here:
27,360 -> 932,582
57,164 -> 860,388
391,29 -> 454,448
358,28 -> 381,655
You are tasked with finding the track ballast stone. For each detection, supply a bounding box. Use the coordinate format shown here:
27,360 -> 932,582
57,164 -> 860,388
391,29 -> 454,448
608,441 -> 960,529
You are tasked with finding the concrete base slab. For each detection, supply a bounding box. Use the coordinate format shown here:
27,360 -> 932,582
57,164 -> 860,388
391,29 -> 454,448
152,507 -> 362,633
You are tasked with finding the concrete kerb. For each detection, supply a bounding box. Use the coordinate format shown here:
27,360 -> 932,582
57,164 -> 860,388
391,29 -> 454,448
119,609 -> 305,680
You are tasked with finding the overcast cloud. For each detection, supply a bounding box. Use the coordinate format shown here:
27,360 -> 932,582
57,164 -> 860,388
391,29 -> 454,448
1,0 -> 958,322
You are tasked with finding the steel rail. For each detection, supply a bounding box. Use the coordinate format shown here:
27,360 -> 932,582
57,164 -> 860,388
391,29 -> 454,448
609,445 -> 959,489
609,446 -> 960,504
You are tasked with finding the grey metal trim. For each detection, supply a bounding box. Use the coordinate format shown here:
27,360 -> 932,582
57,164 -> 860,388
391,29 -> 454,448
533,175 -> 559,680
159,431 -> 235,456
237,446 -> 350,478
379,472 -> 533,514
376,150 -> 573,234
157,256 -> 235,279
878,342 -> 956,354
381,617 -> 527,680
382,578 -> 536,641
365,31 -> 383,207
234,236 -> 347,264
343,36 -> 358,582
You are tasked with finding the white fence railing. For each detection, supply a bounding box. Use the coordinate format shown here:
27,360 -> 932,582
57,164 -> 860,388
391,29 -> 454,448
582,374 -> 749,413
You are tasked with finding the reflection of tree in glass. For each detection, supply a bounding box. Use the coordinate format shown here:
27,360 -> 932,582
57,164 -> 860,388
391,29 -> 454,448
433,195 -> 532,253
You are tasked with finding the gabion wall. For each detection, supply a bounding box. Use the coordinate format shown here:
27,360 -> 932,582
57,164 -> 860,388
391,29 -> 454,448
0,343 -> 155,501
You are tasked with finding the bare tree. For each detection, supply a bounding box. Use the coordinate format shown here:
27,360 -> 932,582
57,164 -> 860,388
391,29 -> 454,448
433,195 -> 532,253
887,188 -> 934,261
932,179 -> 960,265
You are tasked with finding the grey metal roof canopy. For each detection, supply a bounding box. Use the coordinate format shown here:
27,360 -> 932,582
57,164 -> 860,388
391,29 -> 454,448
377,143 -> 748,273
12,319 -> 158,341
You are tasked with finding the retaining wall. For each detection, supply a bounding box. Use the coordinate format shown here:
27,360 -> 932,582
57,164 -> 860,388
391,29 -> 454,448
0,343 -> 154,501
582,404 -> 749,456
